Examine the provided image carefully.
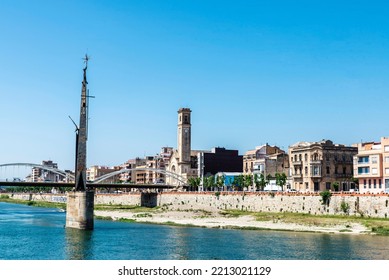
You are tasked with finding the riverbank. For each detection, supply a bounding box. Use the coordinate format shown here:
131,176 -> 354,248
94,207 -> 374,235
2,194 -> 389,235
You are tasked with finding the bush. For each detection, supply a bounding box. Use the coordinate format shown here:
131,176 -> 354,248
0,195 -> 10,199
319,190 -> 332,206
340,201 -> 350,214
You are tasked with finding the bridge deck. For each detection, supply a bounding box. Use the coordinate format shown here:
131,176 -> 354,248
0,181 -> 175,189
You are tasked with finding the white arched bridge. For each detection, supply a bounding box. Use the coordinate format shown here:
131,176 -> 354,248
0,163 -> 75,181
93,167 -> 187,185
0,162 -> 187,188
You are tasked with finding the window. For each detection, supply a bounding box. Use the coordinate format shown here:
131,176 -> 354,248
326,182 -> 331,190
369,179 -> 371,188
385,156 -> 389,163
358,167 -> 370,174
364,179 -> 367,189
385,168 -> 389,175
372,168 -> 378,175
305,182 -> 309,189
379,179 -> 382,188
326,166 -> 330,174
358,156 -> 369,163
305,166 -> 308,175
374,179 -> 377,188
305,154 -> 308,162
371,156 -> 378,164
326,154 -> 330,161
343,167 -> 346,174
299,154 -> 302,161
385,145 -> 389,152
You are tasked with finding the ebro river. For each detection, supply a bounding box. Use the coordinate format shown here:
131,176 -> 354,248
1,202 -> 389,260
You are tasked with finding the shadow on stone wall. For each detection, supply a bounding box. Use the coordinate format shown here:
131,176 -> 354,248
140,192 -> 158,207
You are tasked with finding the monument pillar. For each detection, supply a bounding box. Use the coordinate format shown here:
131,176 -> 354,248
66,55 -> 95,230
66,191 -> 94,230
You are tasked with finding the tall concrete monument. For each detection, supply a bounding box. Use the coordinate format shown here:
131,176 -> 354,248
66,55 -> 94,230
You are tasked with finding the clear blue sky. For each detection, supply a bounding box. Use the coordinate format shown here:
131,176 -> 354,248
1,0 -> 389,172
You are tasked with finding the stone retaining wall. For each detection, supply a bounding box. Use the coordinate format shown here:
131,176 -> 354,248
5,192 -> 389,218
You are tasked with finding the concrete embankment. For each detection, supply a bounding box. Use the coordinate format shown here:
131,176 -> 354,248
5,191 -> 389,218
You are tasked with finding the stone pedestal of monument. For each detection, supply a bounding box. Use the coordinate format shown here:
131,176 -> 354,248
66,191 -> 94,230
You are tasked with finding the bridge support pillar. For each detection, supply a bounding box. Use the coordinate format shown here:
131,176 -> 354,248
66,191 -> 94,230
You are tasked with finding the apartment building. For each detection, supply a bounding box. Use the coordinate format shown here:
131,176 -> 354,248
31,160 -> 62,182
119,158 -> 146,183
243,144 -> 289,177
86,165 -> 119,183
353,137 -> 389,194
119,154 -> 167,185
289,140 -> 357,192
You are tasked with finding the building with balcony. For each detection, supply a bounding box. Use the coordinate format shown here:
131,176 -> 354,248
289,140 -> 357,192
30,160 -> 63,182
353,137 -> 389,194
86,165 -> 119,183
243,144 -> 289,177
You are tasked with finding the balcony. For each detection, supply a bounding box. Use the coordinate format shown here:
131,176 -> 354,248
335,173 -> 353,178
292,173 -> 303,179
357,157 -> 369,165
311,173 -> 322,178
292,161 -> 302,166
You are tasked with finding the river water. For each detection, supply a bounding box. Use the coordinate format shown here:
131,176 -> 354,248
1,202 -> 389,260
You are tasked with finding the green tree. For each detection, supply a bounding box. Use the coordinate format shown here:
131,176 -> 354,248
255,173 -> 269,191
216,175 -> 225,191
232,175 -> 244,191
203,175 -> 215,191
332,181 -> 340,192
351,176 -> 359,191
243,174 -> 253,191
188,177 -> 201,191
320,190 -> 332,206
275,173 -> 287,191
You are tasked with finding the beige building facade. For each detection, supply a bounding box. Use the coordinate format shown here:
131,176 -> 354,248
86,165 -> 119,183
354,137 -> 389,194
289,140 -> 357,192
243,144 -> 289,178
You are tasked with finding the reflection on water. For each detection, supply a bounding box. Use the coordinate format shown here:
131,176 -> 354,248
65,228 -> 93,260
2,202 -> 389,260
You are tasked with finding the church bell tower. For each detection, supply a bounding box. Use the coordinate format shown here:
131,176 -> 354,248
177,108 -> 191,173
